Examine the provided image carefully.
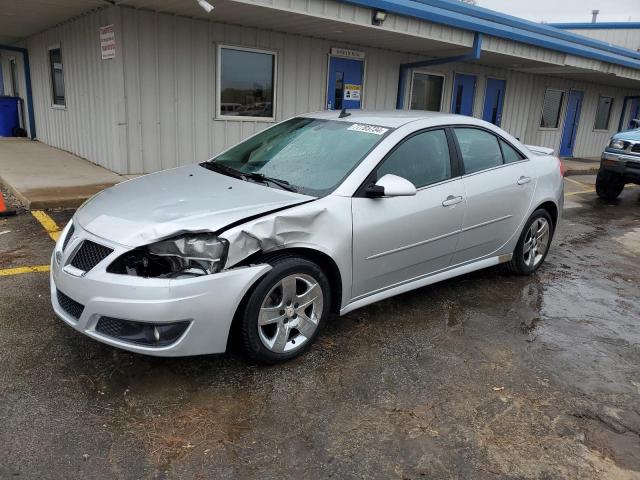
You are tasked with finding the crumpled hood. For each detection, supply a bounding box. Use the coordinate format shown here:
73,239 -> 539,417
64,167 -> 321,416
75,164 -> 314,247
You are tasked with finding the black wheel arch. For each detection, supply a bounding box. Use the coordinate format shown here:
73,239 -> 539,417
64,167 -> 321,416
535,200 -> 559,229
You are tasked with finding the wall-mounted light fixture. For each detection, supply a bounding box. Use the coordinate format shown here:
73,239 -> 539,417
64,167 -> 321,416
196,0 -> 215,13
372,10 -> 387,26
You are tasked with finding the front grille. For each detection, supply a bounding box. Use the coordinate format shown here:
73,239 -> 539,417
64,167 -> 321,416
62,224 -> 74,251
631,144 -> 640,154
56,290 -> 84,320
70,240 -> 113,272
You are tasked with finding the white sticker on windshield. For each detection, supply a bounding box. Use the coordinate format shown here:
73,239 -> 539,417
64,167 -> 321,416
347,124 -> 389,135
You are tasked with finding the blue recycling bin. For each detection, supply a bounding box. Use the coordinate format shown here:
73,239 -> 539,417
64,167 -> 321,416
0,96 -> 21,137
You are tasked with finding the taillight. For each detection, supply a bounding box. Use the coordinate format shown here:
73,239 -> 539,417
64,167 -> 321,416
558,158 -> 565,177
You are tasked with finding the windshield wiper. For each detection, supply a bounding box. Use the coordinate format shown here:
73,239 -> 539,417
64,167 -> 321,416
200,161 -> 244,179
243,172 -> 298,192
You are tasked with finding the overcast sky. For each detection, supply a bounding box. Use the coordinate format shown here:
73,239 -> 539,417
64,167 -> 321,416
476,0 -> 640,23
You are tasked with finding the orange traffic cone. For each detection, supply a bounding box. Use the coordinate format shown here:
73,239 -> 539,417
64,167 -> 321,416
0,191 -> 17,217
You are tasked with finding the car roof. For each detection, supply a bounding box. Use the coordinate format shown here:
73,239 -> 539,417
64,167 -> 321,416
299,110 -> 488,129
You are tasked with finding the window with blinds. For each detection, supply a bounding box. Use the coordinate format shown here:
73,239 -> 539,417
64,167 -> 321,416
594,96 -> 614,130
48,47 -> 65,107
539,88 -> 564,129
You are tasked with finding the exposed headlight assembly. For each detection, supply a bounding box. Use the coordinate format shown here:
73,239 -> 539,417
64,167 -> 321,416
148,234 -> 228,275
108,234 -> 228,279
609,138 -> 627,150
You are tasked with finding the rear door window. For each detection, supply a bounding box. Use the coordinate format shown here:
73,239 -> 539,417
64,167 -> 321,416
453,128 -> 502,174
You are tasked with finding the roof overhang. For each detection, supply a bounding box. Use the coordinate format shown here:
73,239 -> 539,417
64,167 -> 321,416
1,0 -> 639,88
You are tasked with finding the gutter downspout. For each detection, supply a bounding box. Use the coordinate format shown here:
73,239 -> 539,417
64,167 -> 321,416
396,32 -> 482,109
0,44 -> 36,139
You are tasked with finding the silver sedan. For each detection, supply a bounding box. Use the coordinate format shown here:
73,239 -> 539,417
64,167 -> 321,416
50,111 -> 564,363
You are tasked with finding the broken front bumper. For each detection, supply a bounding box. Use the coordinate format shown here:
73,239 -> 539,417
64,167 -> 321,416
49,222 -> 270,357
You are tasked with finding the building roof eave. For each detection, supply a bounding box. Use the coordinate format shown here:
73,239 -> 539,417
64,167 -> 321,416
338,0 -> 640,70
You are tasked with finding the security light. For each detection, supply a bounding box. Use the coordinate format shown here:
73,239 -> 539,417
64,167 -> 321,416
196,0 -> 214,13
372,10 -> 387,26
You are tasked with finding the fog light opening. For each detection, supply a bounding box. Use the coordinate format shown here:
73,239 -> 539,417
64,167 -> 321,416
96,317 -> 190,347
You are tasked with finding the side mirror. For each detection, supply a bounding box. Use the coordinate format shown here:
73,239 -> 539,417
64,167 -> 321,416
365,174 -> 417,198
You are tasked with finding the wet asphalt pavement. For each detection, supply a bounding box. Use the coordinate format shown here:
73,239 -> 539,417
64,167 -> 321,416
1,180 -> 639,479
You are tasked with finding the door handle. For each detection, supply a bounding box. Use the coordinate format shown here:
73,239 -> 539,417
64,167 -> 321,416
442,195 -> 463,207
517,176 -> 531,185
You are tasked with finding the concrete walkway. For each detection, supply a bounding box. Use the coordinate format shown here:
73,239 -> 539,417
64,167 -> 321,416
0,138 -> 124,209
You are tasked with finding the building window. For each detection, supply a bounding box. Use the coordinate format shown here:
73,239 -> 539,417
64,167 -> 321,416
48,47 -> 65,106
410,72 -> 444,112
218,45 -> 276,120
540,88 -> 564,128
594,96 -> 614,130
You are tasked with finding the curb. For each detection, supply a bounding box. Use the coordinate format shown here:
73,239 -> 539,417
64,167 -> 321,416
564,167 -> 599,177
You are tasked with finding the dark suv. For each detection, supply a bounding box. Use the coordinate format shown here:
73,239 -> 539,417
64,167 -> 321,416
597,121 -> 640,200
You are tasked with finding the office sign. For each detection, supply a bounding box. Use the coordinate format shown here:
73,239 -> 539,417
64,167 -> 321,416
330,47 -> 365,59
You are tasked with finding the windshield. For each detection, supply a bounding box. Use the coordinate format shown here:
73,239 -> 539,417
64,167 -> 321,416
209,117 -> 392,196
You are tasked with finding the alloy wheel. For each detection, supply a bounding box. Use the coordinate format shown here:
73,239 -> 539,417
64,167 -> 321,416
258,273 -> 324,353
522,217 -> 550,268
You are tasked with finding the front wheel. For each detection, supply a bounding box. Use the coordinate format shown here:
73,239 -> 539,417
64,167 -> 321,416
596,169 -> 625,200
505,209 -> 554,275
239,255 -> 331,364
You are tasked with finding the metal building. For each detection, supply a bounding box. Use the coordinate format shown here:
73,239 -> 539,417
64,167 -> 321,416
1,0 -> 639,175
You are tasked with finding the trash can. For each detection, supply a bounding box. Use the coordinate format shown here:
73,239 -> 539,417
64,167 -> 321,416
0,96 -> 21,137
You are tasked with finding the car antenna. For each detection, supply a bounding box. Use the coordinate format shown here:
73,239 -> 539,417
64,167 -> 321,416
338,108 -> 350,118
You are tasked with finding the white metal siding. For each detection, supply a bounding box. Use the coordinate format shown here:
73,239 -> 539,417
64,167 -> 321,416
26,7 -> 127,173
24,6 -> 640,174
119,7 -> 405,173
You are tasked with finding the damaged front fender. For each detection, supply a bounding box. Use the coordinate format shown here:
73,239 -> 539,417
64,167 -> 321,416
220,196 -> 353,308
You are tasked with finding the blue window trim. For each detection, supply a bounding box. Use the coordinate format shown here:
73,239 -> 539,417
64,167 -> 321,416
340,0 -> 640,69
550,22 -> 640,30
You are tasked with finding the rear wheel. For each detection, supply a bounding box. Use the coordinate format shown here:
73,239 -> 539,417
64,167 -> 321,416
596,169 -> 625,200
239,255 -> 331,364
506,209 -> 554,275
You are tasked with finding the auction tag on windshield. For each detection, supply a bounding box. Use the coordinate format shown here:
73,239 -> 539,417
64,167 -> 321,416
347,124 -> 389,135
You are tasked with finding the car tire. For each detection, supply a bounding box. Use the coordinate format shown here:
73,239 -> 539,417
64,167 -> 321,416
239,254 -> 331,364
596,169 -> 625,201
505,209 -> 554,276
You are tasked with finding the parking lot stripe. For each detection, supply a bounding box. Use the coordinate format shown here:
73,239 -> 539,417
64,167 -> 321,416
0,265 -> 50,276
564,189 -> 596,197
31,211 -> 61,241
564,177 -> 592,188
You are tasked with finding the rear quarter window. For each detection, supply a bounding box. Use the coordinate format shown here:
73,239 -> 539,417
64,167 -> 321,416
453,128 -> 503,174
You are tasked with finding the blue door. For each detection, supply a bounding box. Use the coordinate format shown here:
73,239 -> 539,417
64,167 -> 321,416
628,99 -> 640,129
482,78 -> 506,126
559,90 -> 583,157
451,73 -> 476,116
326,57 -> 363,110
